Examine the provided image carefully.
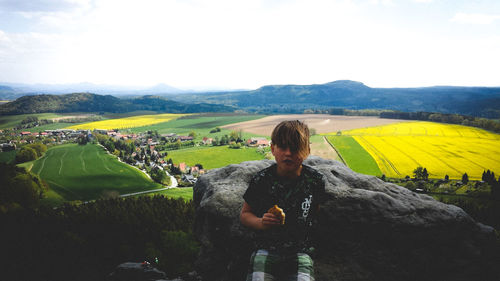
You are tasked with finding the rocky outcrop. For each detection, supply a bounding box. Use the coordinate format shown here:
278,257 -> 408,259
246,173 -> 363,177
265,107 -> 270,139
193,156 -> 499,281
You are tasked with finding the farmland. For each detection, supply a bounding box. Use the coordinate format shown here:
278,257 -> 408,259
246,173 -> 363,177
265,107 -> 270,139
165,145 -> 267,170
0,113 -> 65,129
128,113 -> 267,138
31,143 -> 162,204
329,121 -> 500,180
326,135 -> 381,176
65,113 -> 187,130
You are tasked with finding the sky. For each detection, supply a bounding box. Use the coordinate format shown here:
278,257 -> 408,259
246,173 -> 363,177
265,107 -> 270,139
0,0 -> 499,90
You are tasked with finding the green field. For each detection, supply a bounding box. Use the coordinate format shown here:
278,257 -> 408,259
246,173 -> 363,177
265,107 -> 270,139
31,143 -> 162,203
0,113 -> 64,130
128,114 -> 267,138
165,145 -> 267,169
326,135 -> 382,176
151,187 -> 194,201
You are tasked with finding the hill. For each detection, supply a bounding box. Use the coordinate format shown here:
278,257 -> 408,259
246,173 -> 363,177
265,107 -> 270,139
0,93 -> 234,115
168,80 -> 500,118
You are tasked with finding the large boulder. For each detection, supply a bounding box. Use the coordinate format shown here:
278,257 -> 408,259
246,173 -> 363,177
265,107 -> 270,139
193,156 -> 499,281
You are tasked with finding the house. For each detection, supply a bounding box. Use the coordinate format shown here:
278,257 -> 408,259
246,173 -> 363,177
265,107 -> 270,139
182,174 -> 197,185
202,137 -> 213,145
1,143 -> 16,152
178,136 -> 194,142
246,137 -> 270,147
178,162 -> 187,173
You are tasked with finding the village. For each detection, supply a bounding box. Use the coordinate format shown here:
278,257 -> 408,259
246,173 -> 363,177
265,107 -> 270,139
0,127 -> 270,187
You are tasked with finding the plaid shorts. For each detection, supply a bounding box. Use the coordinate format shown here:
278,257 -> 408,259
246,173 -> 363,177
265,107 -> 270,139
246,249 -> 315,281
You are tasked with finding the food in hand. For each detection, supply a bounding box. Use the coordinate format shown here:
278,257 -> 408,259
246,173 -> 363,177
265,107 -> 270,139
268,205 -> 285,225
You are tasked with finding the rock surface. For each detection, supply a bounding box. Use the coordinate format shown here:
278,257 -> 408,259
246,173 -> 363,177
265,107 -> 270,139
193,156 -> 499,281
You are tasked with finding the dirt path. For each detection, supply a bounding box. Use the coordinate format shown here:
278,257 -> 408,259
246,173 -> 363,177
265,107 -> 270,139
221,114 -> 404,135
310,136 -> 340,161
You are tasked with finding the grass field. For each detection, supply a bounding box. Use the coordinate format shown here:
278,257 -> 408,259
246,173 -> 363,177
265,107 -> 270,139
128,114 -> 267,137
0,113 -> 65,130
150,187 -> 193,201
165,145 -> 266,169
326,135 -> 382,176
333,121 -> 500,180
65,113 -> 187,130
31,143 -> 162,203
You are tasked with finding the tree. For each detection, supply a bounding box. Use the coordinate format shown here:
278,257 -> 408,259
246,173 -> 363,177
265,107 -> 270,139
422,168 -> 429,181
150,167 -> 170,185
188,131 -> 196,138
462,173 -> 469,184
230,130 -> 242,142
15,147 -> 38,163
26,143 -> 47,158
77,134 -> 88,145
413,167 -> 425,180
0,163 -> 46,209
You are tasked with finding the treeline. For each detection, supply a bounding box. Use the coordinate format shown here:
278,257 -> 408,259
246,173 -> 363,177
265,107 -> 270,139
380,111 -> 500,133
388,166 -> 500,230
0,196 -> 198,281
16,115 -> 103,130
14,142 -> 47,163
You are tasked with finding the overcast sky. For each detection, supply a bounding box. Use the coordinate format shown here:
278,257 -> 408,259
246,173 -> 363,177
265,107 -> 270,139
0,0 -> 499,90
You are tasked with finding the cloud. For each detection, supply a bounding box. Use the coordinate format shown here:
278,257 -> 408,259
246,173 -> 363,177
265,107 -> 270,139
0,0 -> 91,12
412,0 -> 433,3
451,12 -> 500,25
368,0 -> 394,6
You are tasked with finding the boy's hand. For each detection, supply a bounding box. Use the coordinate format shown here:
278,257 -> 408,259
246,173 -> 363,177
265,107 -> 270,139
261,212 -> 281,229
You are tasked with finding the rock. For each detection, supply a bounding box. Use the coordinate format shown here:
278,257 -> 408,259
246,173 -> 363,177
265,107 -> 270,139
107,262 -> 167,281
193,156 -> 499,281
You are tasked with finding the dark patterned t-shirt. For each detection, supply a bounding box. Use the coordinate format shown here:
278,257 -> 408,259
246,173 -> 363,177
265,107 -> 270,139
243,163 -> 326,253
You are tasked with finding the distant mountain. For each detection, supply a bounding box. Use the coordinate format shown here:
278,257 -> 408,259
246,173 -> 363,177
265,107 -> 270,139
0,93 -> 234,115
167,80 -> 500,118
2,80 -> 500,118
0,82 -> 186,99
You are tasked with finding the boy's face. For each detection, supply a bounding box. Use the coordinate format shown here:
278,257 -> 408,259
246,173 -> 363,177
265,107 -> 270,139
271,144 -> 308,177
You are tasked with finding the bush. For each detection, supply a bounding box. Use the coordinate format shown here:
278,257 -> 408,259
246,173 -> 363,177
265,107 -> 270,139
15,147 -> 38,163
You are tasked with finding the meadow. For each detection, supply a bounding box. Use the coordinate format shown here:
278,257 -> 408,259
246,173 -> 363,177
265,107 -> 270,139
0,113 -> 65,130
31,143 -> 162,204
152,187 -> 194,201
326,135 -> 381,176
329,121 -> 500,180
65,113 -> 187,130
165,145 -> 266,170
128,113 -> 267,139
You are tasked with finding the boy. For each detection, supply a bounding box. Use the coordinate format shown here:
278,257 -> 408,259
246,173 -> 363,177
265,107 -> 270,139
240,120 -> 326,281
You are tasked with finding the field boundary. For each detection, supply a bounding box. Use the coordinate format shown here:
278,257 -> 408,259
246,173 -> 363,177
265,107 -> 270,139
324,136 -> 346,165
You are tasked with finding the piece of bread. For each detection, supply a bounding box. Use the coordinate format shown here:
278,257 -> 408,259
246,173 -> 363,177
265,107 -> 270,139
268,205 -> 285,225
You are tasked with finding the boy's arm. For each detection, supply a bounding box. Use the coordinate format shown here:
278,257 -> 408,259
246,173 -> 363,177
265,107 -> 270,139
240,201 -> 280,230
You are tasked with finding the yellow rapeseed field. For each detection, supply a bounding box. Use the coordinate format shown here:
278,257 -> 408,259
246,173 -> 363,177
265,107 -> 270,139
65,113 -> 187,130
341,121 -> 500,180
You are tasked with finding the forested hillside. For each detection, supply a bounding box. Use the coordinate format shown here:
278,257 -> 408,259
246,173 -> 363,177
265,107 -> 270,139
0,93 -> 233,115
168,80 -> 500,117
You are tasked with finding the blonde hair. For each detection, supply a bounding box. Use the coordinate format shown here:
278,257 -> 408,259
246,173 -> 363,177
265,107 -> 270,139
271,120 -> 310,159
